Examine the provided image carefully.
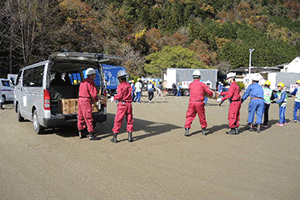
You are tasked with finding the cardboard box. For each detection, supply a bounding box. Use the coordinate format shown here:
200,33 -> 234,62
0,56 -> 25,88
98,95 -> 107,104
58,99 -> 78,114
58,98 -> 101,114
92,104 -> 99,112
205,91 -> 220,99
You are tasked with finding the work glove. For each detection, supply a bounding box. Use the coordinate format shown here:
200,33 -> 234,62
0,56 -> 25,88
217,98 -> 222,102
271,100 -> 276,104
96,100 -> 100,105
212,92 -> 216,98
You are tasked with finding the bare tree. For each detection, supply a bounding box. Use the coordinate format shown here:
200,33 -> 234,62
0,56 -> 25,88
118,43 -> 145,77
0,0 -> 60,72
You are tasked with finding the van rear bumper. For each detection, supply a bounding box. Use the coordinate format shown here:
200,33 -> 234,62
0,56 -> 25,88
42,113 -> 107,127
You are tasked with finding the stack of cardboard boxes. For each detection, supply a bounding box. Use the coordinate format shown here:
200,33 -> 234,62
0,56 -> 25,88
58,99 -> 78,114
58,94 -> 106,114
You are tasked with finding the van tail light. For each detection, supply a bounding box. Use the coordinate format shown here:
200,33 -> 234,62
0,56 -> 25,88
44,89 -> 51,110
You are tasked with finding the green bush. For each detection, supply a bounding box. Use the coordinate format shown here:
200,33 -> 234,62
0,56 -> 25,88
236,81 -> 246,92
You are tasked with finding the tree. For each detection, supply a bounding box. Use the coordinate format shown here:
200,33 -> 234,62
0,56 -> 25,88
145,45 -> 208,76
189,39 -> 217,66
0,0 -> 61,72
117,43 -> 145,77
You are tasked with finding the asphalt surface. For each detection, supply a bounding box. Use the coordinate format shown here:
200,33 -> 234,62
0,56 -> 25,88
0,94 -> 299,200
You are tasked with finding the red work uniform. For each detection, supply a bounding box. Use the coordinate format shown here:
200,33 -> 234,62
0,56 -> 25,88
78,77 -> 98,133
220,81 -> 241,129
112,81 -> 133,134
184,80 -> 214,129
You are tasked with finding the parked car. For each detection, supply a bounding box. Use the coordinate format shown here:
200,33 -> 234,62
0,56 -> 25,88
13,52 -> 108,134
0,78 -> 14,103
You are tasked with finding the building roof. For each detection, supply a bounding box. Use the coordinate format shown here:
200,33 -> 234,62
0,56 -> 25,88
230,66 -> 281,74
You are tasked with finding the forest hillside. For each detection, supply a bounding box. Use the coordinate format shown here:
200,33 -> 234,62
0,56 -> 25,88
0,0 -> 299,77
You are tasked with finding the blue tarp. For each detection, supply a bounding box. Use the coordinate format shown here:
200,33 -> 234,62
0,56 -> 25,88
102,64 -> 126,90
75,65 -> 125,88
83,69 -> 102,86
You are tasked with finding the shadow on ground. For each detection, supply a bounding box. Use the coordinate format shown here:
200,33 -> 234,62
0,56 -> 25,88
133,100 -> 168,104
1,102 -> 14,110
188,124 -> 228,136
44,113 -> 181,142
187,118 -> 289,136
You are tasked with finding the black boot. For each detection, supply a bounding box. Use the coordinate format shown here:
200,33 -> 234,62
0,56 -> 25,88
235,127 -> 239,135
202,128 -> 208,136
128,132 -> 133,142
257,124 -> 261,133
89,132 -> 97,140
78,130 -> 86,139
111,133 -> 117,143
0,103 -> 3,110
184,128 -> 190,136
249,123 -> 254,132
226,128 -> 236,135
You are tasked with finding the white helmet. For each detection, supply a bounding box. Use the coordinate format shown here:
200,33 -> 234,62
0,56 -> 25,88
252,75 -> 260,82
86,68 -> 96,76
117,70 -> 127,78
193,70 -> 201,76
226,72 -> 236,79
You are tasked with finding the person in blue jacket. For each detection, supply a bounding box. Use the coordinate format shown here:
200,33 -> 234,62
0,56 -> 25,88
272,82 -> 288,126
290,80 -> 300,123
219,83 -> 229,106
130,80 -> 136,101
241,77 -> 264,132
176,83 -> 182,97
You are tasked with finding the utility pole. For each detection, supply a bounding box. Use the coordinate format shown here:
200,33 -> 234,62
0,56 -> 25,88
249,49 -> 254,85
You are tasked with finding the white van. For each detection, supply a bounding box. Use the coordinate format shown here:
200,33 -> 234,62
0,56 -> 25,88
0,78 -> 14,103
14,52 -> 108,134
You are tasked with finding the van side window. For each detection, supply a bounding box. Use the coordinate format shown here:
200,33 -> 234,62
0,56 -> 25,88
2,80 -> 10,87
23,66 -> 44,87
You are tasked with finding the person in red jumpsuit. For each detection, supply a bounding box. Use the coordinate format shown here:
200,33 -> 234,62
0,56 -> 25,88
78,68 -> 98,140
184,70 -> 215,136
219,72 -> 241,135
111,70 -> 133,143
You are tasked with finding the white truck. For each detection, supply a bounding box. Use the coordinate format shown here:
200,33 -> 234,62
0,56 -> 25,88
268,72 -> 300,93
163,68 -> 218,96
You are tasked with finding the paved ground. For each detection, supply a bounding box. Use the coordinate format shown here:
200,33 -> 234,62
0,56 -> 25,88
0,94 -> 299,200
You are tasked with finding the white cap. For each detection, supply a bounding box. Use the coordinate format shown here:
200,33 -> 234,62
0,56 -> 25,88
86,68 -> 96,76
226,72 -> 236,79
193,70 -> 201,76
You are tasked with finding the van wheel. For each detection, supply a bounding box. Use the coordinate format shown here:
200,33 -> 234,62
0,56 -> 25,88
17,103 -> 24,122
183,90 -> 190,96
1,96 -> 5,103
33,110 -> 43,134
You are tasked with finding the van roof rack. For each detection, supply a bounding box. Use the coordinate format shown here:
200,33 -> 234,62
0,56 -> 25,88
49,52 -> 123,63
